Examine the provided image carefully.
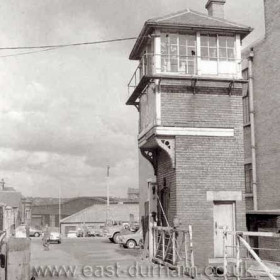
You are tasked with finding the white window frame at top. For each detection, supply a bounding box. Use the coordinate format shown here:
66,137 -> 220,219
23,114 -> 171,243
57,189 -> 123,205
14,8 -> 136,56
155,32 -> 241,77
200,34 -> 236,62
160,32 -> 197,75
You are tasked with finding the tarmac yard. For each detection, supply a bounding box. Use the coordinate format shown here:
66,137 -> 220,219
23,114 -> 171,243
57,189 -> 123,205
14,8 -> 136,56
30,237 -> 173,280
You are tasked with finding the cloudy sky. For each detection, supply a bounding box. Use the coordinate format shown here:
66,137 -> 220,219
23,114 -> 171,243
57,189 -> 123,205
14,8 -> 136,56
0,0 -> 264,198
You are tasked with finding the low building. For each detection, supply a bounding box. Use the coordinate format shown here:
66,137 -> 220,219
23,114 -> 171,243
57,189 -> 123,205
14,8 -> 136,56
60,202 -> 139,236
0,187 -> 23,237
31,196 -> 116,228
127,188 -> 140,200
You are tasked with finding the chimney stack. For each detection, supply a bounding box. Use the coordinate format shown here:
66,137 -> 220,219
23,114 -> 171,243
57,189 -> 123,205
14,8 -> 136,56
206,0 -> 226,19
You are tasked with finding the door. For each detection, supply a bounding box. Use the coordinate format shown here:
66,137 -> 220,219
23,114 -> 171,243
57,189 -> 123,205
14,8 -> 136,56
213,202 -> 235,258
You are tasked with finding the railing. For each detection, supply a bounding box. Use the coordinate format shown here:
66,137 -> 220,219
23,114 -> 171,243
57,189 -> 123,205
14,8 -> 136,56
223,228 -> 280,280
151,225 -> 195,275
127,53 -> 242,98
0,231 -> 6,244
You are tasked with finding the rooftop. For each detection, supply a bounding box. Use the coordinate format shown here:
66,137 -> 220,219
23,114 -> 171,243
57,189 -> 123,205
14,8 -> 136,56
130,8 -> 252,60
0,191 -> 22,208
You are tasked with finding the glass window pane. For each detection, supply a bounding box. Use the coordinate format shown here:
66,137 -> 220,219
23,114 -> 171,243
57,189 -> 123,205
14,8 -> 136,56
201,36 -> 209,47
209,47 -> 217,58
161,35 -> 168,44
227,36 -> 235,48
161,44 -> 168,55
209,35 -> 217,47
179,35 -> 186,46
188,65 -> 194,74
228,48 -> 235,59
219,36 -> 227,47
201,47 -> 208,58
187,35 -> 196,46
219,48 -> 227,59
170,57 -> 178,72
170,35 -> 177,44
179,59 -> 187,72
187,47 -> 196,57
170,45 -> 177,55
161,35 -> 169,55
179,46 -> 186,56
161,57 -> 168,72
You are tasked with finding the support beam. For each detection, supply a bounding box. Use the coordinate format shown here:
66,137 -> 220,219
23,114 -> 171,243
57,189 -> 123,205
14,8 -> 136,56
155,137 -> 175,168
140,148 -> 158,175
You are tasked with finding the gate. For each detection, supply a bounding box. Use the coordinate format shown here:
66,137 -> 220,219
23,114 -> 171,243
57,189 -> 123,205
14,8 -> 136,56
223,229 -> 280,280
151,225 -> 195,273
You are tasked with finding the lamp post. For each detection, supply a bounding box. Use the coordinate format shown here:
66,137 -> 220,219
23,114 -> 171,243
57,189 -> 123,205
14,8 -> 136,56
106,165 -> 110,224
59,186 -> 61,233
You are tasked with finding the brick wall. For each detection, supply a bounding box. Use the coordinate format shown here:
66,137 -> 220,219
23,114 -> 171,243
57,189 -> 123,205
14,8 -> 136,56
139,152 -> 155,219
258,227 -> 280,262
158,85 -> 246,267
161,81 -> 243,128
157,149 -> 176,224
252,0 -> 280,210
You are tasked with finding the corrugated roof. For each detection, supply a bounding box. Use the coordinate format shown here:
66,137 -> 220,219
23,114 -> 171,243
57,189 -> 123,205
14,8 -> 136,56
130,9 -> 252,60
0,191 -> 22,208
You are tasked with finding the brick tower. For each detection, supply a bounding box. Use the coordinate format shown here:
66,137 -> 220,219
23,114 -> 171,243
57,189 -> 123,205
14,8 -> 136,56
126,0 -> 252,267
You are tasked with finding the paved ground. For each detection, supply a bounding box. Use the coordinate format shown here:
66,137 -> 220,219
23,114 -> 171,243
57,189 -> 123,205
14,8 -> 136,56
30,237 -> 176,280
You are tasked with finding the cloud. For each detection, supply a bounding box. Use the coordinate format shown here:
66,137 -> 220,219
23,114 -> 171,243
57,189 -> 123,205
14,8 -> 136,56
0,0 -> 264,198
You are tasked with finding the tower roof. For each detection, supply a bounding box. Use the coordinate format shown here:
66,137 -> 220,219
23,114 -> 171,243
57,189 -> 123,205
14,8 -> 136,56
130,9 -> 252,60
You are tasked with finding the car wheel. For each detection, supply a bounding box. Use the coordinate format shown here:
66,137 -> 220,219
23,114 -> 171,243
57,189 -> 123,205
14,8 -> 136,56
34,232 -> 40,237
58,240 -> 61,244
113,232 -> 121,244
126,239 -> 136,249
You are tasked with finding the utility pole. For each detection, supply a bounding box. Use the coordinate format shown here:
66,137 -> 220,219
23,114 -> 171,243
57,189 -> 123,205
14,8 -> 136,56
106,165 -> 110,224
0,179 -> 5,190
59,186 -> 61,233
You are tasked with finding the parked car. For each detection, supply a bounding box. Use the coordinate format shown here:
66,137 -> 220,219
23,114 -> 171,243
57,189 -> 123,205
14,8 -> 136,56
103,223 -> 135,243
67,231 -> 77,238
29,227 -> 43,237
15,225 -> 27,238
94,228 -> 104,237
48,232 -> 61,244
76,229 -> 84,237
15,225 -> 42,238
119,228 -> 143,249
87,228 -> 96,237
103,224 -> 126,243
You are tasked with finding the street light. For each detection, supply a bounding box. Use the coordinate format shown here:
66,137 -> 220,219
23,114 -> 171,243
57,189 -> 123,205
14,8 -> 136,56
106,165 -> 110,224
59,186 -> 61,233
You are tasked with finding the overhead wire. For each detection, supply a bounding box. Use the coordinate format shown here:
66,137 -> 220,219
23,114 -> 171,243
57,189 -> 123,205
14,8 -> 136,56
0,47 -> 59,58
0,36 -> 140,59
0,37 -> 138,50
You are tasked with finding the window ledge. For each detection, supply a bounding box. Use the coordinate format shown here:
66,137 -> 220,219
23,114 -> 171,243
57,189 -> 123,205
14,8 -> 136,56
245,193 -> 253,198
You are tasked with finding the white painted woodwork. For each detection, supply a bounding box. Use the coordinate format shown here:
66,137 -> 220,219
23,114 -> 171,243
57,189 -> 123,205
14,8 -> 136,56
213,202 -> 235,257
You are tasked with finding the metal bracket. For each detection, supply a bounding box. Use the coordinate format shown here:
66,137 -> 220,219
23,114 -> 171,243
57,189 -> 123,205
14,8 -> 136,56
134,102 -> 140,112
140,148 -> 158,175
155,137 -> 175,168
191,78 -> 198,94
228,80 -> 235,96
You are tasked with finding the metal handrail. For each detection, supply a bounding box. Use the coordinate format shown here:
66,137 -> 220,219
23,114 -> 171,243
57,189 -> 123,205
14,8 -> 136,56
223,229 -> 280,280
0,231 -> 6,245
127,53 -> 242,97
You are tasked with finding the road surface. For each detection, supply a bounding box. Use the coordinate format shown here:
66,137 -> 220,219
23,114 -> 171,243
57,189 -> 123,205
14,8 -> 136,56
30,237 -> 174,280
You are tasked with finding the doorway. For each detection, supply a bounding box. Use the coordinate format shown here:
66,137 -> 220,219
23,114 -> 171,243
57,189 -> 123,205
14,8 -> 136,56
213,201 -> 236,258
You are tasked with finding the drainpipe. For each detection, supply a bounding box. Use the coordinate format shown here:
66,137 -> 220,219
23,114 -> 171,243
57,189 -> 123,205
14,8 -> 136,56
248,48 -> 258,210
